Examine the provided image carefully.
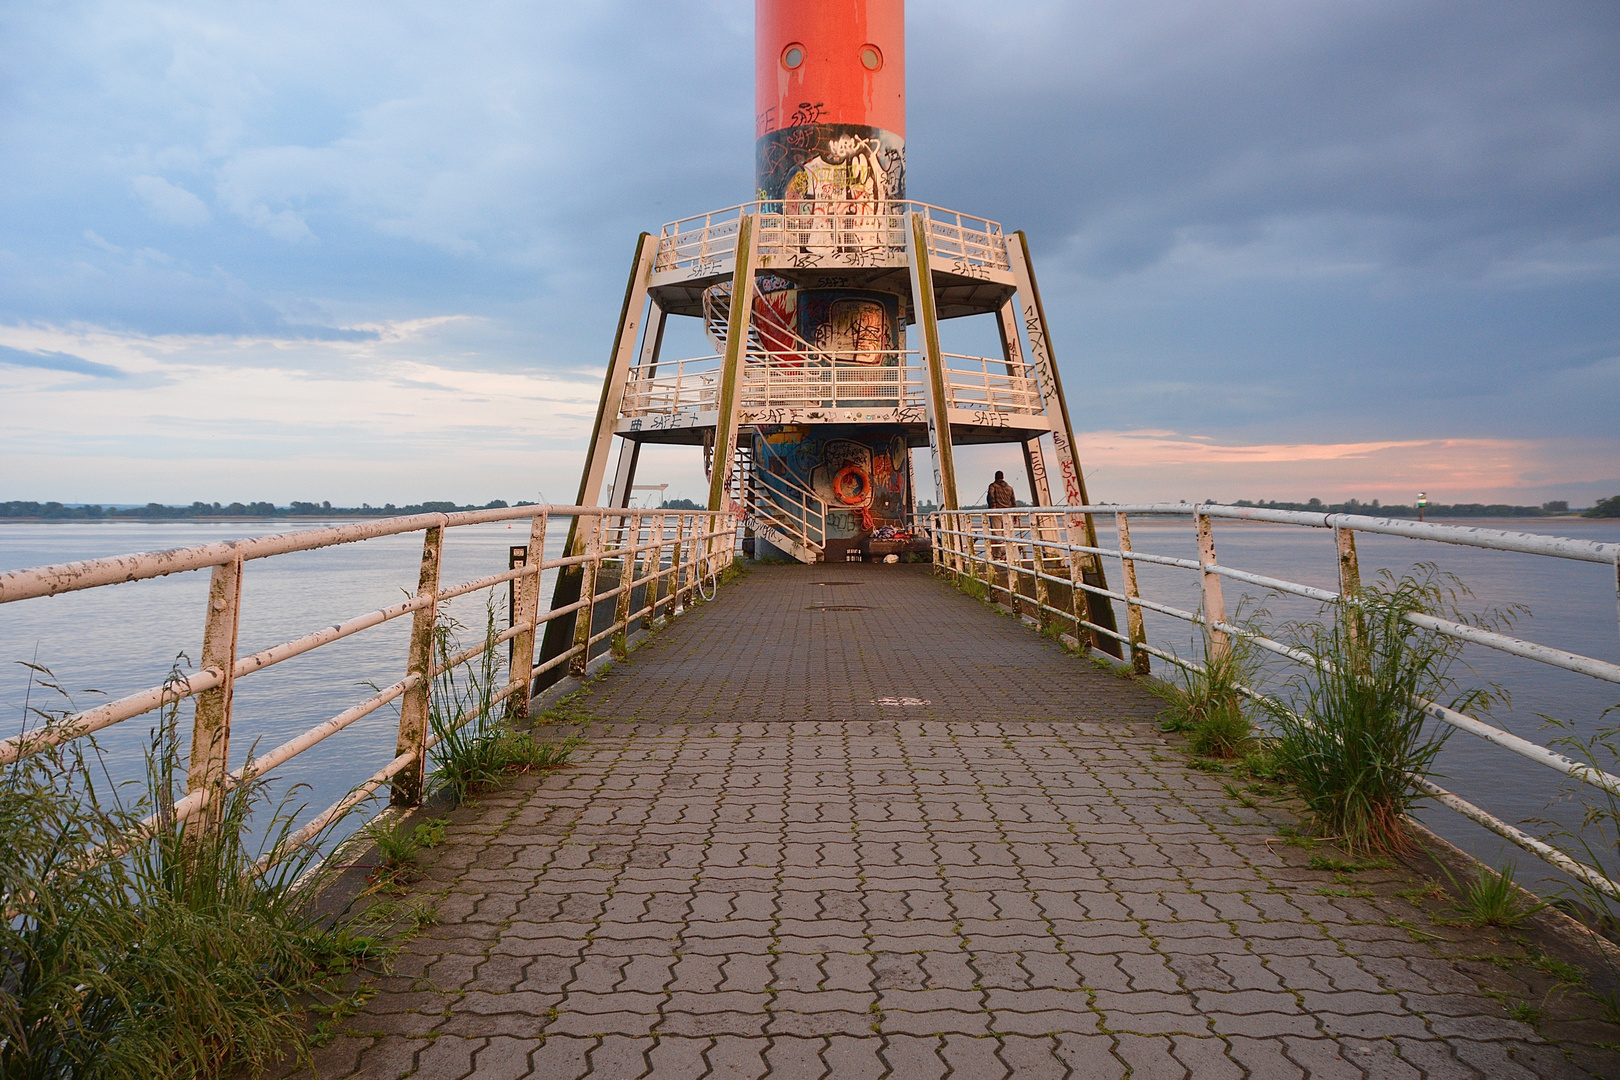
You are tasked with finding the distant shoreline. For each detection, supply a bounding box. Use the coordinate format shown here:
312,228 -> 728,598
4,497 -> 1615,524
2,513 -> 1609,525
0,515 -> 396,523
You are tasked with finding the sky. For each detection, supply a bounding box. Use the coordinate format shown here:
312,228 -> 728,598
1,0 -> 1616,509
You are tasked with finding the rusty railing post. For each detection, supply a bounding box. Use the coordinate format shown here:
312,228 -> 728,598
1336,524 -> 1364,642
1335,525 -> 1362,597
506,544 -> 526,664
697,512 -> 718,604
947,513 -> 961,578
965,513 -> 983,585
687,512 -> 703,608
648,511 -> 669,621
1195,509 -> 1230,659
991,512 -> 1012,609
188,550 -> 243,819
612,511 -> 642,654
672,513 -> 692,613
1065,520 -> 1086,645
506,512 -> 546,721
1027,514 -> 1050,628
1007,513 -> 1023,615
393,522 -> 444,808
571,515 -> 602,677
1116,512 -> 1151,674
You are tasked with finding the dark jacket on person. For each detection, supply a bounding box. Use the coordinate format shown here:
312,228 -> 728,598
987,479 -> 1017,509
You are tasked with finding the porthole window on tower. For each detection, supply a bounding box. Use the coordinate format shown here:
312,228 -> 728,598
859,45 -> 882,70
782,43 -> 805,69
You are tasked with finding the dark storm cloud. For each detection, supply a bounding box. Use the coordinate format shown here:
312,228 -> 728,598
910,1 -> 1620,277
893,1 -> 1620,451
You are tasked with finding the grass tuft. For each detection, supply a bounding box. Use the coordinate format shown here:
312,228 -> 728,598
1159,619 -> 1261,760
1396,879 -> 1449,906
1506,1000 -> 1544,1028
1263,566 -> 1497,856
363,816 -> 447,889
1234,741 -> 1287,783
1527,949 -> 1584,985
1447,861 -> 1548,928
0,664 -> 345,1079
427,604 -> 581,806
957,574 -> 989,602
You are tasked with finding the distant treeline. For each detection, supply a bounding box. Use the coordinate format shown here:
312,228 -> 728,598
923,497 -> 1617,518
0,499 -> 528,520
1231,497 -> 1619,518
5,495 -> 1616,521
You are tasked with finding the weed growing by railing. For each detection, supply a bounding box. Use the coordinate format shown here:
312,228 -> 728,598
1535,707 -> 1620,1013
361,815 -> 447,891
1541,709 -> 1620,925
1263,567 -> 1496,855
954,562 -> 989,602
427,604 -> 579,806
0,663 -> 342,1080
1158,616 -> 1264,759
1445,861 -> 1549,928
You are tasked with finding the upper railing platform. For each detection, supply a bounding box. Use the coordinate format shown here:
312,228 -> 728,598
648,202 -> 1017,318
655,201 -> 1006,274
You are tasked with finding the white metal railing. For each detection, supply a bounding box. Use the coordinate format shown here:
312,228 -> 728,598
942,353 -> 1043,414
620,349 -> 1047,420
932,503 -> 1620,900
0,506 -> 738,860
742,350 -> 921,411
653,202 -> 1009,275
621,354 -> 723,417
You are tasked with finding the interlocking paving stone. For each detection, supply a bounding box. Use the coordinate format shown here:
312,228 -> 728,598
266,563 -> 1620,1078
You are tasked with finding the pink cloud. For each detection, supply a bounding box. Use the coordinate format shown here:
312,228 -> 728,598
1069,431 -> 1617,506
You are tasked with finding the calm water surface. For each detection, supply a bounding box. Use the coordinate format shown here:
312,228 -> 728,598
0,519 -> 570,855
3,517 -> 1618,894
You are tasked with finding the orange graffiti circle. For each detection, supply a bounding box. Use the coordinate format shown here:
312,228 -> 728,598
832,465 -> 871,505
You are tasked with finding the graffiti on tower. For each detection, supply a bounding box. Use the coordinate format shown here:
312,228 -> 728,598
757,122 -> 906,216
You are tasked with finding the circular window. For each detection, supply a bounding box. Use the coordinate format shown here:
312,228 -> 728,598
860,45 -> 882,71
782,43 -> 805,70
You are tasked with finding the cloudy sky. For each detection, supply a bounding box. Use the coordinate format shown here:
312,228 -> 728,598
1,0 -> 1615,508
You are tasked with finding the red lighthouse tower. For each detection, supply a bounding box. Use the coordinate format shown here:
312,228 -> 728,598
543,0 -> 1120,672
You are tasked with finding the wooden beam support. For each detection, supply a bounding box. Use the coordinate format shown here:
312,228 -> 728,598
1006,231 -> 1122,658
537,234 -> 657,690
908,212 -> 959,511
708,214 -> 759,512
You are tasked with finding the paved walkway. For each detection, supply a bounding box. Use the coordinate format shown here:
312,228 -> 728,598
282,563 -> 1620,1079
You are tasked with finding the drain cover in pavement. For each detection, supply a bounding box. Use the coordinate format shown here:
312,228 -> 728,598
873,697 -> 931,706
805,604 -> 871,611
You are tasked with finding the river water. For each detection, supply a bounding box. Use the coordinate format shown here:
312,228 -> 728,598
0,520 -> 569,859
3,517 -> 1618,898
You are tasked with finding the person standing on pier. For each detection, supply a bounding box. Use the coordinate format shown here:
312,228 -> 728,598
987,470 -> 1017,561
987,470 -> 1016,511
